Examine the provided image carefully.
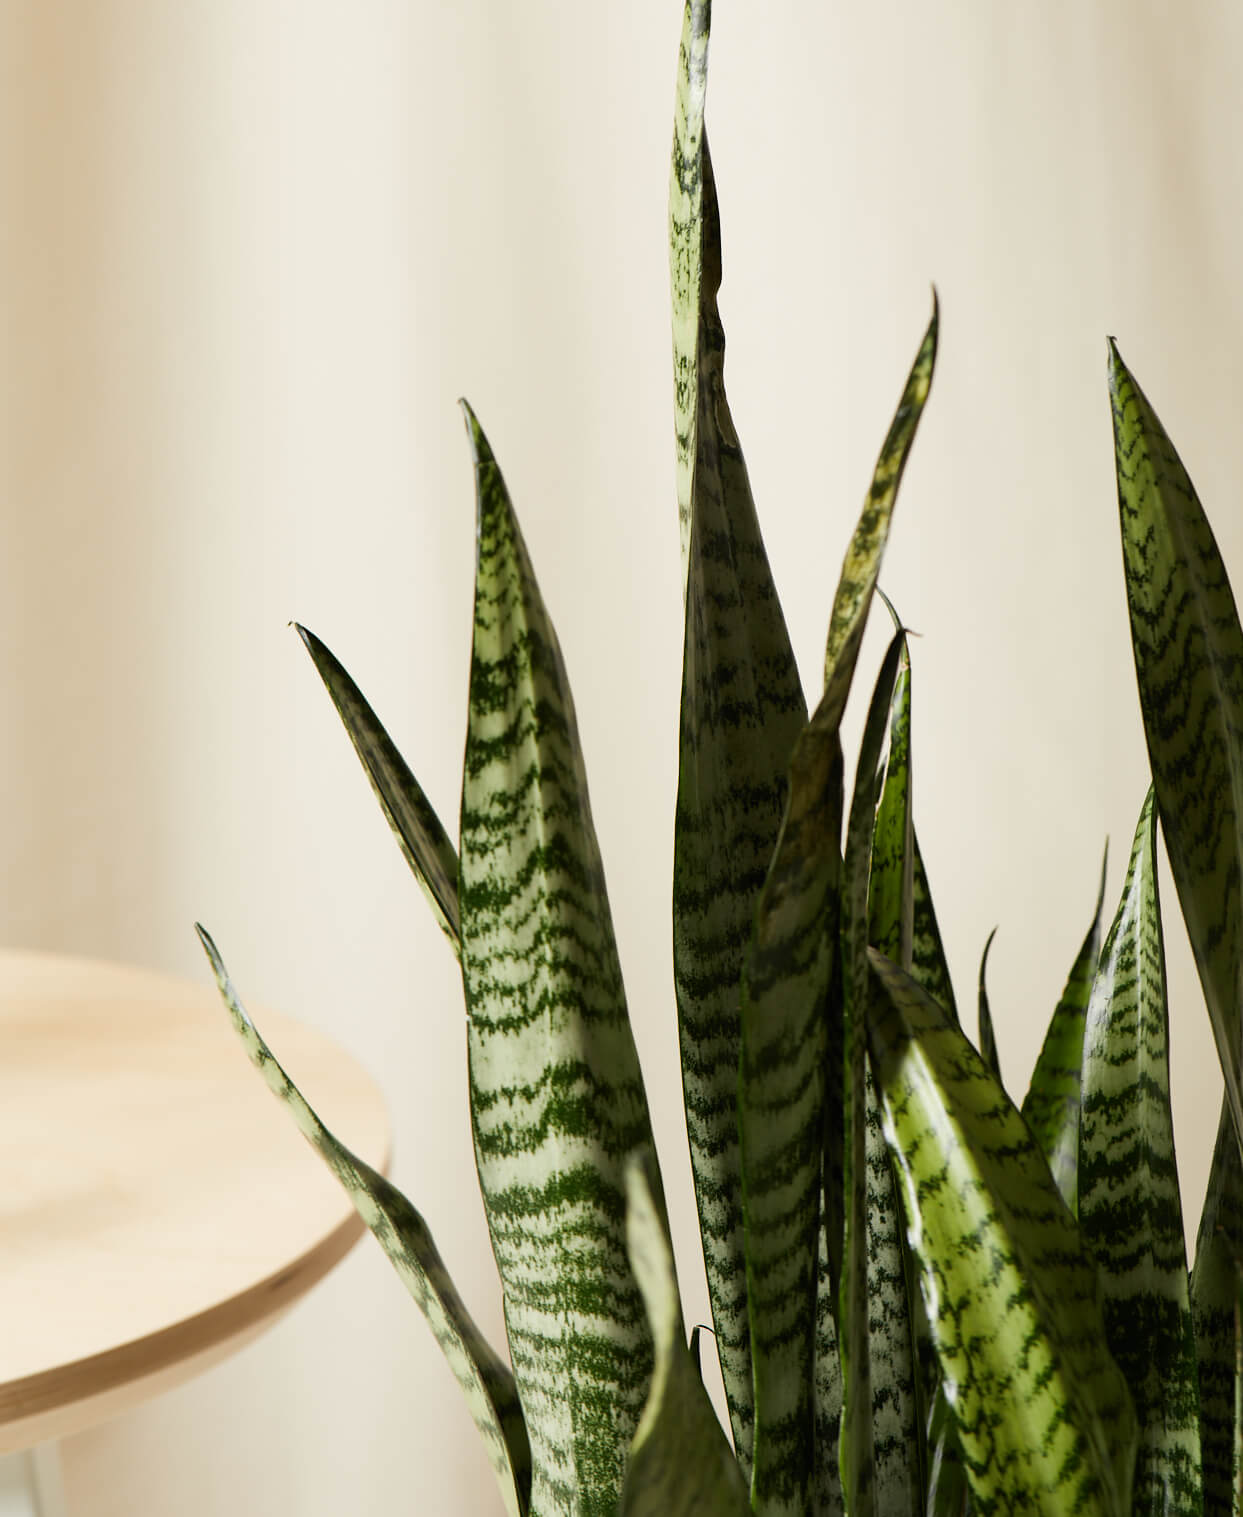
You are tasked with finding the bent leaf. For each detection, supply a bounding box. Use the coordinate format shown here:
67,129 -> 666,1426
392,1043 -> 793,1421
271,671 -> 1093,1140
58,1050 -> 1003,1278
296,624 -> 460,956
458,406 -> 656,1517
1110,341 -> 1243,1150
867,948 -> 1137,1517
1078,789 -> 1200,1517
621,1154 -> 750,1517
1021,847 -> 1107,1213
674,128 -> 808,1474
197,928 -> 530,1517
1192,1098 -> 1243,1517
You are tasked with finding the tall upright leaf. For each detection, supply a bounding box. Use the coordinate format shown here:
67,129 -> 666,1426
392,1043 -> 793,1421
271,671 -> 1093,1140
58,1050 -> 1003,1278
1192,1099 -> 1243,1517
838,633 -> 910,1517
1021,848 -> 1108,1213
295,624 -> 461,956
196,928 -> 531,1517
867,949 -> 1138,1517
1078,789 -> 1200,1517
976,929 -> 1001,1083
458,405 -> 656,1517
911,833 -> 957,1025
669,0 -> 711,594
1110,341 -> 1243,1150
621,1154 -> 751,1517
673,132 -> 808,1472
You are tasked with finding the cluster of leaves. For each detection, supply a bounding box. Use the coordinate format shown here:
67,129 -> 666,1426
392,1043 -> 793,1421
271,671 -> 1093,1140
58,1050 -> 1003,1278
199,3 -> 1243,1515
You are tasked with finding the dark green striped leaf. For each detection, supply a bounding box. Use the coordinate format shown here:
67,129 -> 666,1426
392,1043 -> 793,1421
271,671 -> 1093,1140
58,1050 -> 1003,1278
295,624 -> 460,956
674,130 -> 808,1475
839,633 -> 912,1517
1020,848 -> 1107,1214
669,0 -> 711,591
926,1382 -> 971,1517
1191,1098 -> 1243,1517
911,831 -> 958,1025
737,722 -> 838,1514
457,405 -> 656,1517
1110,341 -> 1243,1148
197,928 -> 531,1517
976,929 -> 1001,1084
1078,789 -> 1200,1517
867,948 -> 1138,1517
620,1154 -> 751,1517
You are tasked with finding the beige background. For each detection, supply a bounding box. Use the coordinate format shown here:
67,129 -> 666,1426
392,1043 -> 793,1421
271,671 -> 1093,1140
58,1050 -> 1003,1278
2,2 -> 1240,1513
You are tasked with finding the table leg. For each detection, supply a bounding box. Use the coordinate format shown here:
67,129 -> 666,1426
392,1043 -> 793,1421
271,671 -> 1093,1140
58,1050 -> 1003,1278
0,1446 -> 66,1517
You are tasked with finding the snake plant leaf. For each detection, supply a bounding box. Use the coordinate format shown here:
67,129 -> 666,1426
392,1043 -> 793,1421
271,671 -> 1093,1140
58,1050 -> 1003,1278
1020,847 -> 1108,1214
736,671 -> 839,1514
839,632 -> 920,1517
813,1227 -> 845,1517
1191,1098 -> 1243,1517
926,1382 -> 971,1517
458,404 -> 657,1517
976,929 -> 1001,1083
1109,340 -> 1243,1150
669,0 -> 711,595
674,131 -> 808,1477
620,1154 -> 752,1517
867,948 -> 1138,1517
196,927 -> 531,1517
295,623 -> 461,957
869,627 -> 913,970
1078,788 -> 1200,1517
911,833 -> 958,1024
821,298 -> 937,725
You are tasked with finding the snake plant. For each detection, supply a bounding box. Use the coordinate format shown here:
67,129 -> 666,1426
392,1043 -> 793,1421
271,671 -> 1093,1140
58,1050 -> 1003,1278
198,4 -> 1243,1514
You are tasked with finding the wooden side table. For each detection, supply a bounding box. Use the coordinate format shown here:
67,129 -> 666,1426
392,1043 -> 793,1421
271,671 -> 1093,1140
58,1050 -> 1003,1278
0,949 -> 390,1514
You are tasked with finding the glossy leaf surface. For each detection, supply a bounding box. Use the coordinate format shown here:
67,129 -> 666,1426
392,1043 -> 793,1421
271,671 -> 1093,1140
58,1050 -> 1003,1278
296,624 -> 461,956
1021,848 -> 1107,1213
198,928 -> 530,1517
674,128 -> 808,1474
1078,789 -> 1200,1517
868,949 -> 1137,1517
1110,341 -> 1243,1148
620,1155 -> 751,1517
458,407 -> 656,1517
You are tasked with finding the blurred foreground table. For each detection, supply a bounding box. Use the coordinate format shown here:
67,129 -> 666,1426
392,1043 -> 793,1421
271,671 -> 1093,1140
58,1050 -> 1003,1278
0,949 -> 390,1514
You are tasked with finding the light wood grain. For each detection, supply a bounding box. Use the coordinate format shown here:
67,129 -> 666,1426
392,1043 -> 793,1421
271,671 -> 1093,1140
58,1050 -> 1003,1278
0,949 -> 390,1450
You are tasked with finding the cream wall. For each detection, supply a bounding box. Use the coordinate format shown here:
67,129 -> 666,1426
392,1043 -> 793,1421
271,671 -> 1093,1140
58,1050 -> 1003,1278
2,3 -> 1240,1513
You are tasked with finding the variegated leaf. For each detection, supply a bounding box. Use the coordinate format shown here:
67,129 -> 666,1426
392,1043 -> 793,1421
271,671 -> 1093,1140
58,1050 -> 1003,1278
838,633 -> 911,1517
620,1154 -> 751,1517
1078,788 -> 1200,1517
737,722 -> 839,1515
295,624 -> 460,956
911,831 -> 957,1025
196,928 -> 530,1517
669,0 -> 711,594
1191,1097 -> 1243,1517
1110,341 -> 1243,1150
867,948 -> 1138,1517
1020,847 -> 1107,1213
976,929 -> 1001,1083
458,406 -> 656,1517
674,129 -> 808,1475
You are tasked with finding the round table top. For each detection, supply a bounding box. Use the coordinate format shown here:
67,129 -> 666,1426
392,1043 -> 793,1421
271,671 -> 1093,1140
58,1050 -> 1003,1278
0,948 -> 391,1451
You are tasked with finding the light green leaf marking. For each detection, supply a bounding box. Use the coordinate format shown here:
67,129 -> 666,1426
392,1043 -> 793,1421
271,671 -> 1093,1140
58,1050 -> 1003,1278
812,1221 -> 844,1517
1110,341 -> 1243,1151
1192,1097 -> 1243,1517
1078,789 -> 1200,1517
295,623 -> 460,957
197,928 -> 530,1517
458,406 -> 656,1517
976,929 -> 1002,1084
1020,848 -> 1107,1213
674,129 -> 808,1477
867,948 -> 1138,1517
620,1154 -> 751,1517
669,0 -> 711,595
838,633 -> 909,1517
